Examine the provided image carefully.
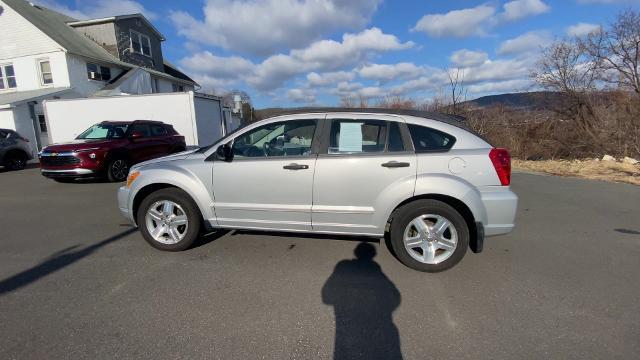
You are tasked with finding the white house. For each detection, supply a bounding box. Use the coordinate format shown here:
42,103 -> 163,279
0,0 -> 199,154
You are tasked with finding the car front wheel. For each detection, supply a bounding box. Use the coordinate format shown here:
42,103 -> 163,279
390,199 -> 469,272
137,188 -> 201,251
106,158 -> 128,182
6,151 -> 28,170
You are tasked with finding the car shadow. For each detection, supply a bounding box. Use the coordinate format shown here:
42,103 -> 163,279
0,228 -> 137,296
0,163 -> 40,174
322,242 -> 403,360
230,229 -> 380,244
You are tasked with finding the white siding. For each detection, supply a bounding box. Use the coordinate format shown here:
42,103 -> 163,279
65,54 -> 125,96
0,51 -> 70,92
0,0 -> 63,60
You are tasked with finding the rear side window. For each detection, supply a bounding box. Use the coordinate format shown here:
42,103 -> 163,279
151,125 -> 168,136
408,124 -> 455,152
328,119 -> 406,154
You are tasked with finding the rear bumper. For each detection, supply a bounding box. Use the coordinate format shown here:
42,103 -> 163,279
41,168 -> 96,178
479,187 -> 518,237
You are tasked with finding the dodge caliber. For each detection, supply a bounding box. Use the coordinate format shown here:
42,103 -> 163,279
118,110 -> 517,272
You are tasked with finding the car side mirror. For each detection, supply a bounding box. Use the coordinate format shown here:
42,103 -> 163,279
216,143 -> 233,162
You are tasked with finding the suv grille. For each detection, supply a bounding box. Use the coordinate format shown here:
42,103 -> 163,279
40,155 -> 80,166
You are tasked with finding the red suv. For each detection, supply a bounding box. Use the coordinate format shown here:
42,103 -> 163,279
40,120 -> 186,182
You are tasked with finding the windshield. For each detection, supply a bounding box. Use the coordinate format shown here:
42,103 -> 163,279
195,122 -> 251,153
76,124 -> 129,140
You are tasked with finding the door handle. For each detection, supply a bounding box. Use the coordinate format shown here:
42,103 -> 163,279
381,161 -> 410,168
283,163 -> 309,170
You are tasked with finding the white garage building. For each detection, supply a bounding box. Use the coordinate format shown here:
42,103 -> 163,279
0,0 -> 200,154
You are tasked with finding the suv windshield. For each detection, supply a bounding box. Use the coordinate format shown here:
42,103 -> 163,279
76,124 -> 129,140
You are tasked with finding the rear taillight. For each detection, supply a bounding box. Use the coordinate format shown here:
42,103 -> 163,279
489,148 -> 511,186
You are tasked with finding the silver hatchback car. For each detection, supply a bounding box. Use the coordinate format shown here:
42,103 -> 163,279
118,110 -> 517,272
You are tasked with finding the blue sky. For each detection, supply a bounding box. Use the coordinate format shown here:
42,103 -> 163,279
35,0 -> 640,108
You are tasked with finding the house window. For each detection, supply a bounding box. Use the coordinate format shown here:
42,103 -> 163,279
39,60 -> 53,85
0,64 -> 17,89
130,30 -> 152,57
38,115 -> 47,133
86,63 -> 111,81
172,84 -> 184,92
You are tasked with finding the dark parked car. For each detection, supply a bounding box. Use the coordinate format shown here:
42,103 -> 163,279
40,120 -> 186,182
0,128 -> 33,170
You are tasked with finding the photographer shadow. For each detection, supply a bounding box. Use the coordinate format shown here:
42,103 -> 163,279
322,242 -> 403,360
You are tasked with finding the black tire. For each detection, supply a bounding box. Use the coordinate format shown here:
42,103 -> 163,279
136,188 -> 202,251
5,151 -> 28,170
389,199 -> 469,272
106,157 -> 128,182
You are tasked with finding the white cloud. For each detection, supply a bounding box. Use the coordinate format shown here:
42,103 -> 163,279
463,58 -> 533,84
498,31 -> 552,56
566,23 -> 601,37
248,28 -> 413,90
358,63 -> 425,82
170,0 -> 381,56
502,0 -> 550,21
412,5 -> 496,38
32,0 -> 157,20
287,88 -> 316,103
179,51 -> 255,80
412,1 -> 550,38
306,71 -> 355,87
450,50 -> 489,67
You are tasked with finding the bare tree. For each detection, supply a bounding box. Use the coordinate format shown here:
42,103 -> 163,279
583,9 -> 640,95
447,67 -> 467,113
531,39 -> 599,93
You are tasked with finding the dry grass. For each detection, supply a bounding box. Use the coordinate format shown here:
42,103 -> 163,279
513,159 -> 640,185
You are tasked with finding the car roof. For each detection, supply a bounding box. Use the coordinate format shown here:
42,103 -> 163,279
260,107 -> 490,144
99,120 -> 165,125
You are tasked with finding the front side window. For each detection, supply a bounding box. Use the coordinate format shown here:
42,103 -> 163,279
232,120 -> 317,158
408,124 -> 456,152
130,30 -> 152,56
76,124 -> 129,139
39,60 -> 53,85
0,64 -> 17,89
128,124 -> 151,137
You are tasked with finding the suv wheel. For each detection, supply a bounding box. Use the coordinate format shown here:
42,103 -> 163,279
6,151 -> 27,170
390,199 -> 469,272
137,188 -> 201,251
106,158 -> 128,182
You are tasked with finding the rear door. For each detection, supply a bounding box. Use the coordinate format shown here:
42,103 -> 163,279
149,124 -> 173,155
312,115 -> 416,235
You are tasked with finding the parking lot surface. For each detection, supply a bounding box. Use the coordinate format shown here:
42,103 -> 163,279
1,168 -> 639,359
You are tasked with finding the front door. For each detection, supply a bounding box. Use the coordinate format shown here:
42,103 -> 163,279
211,117 -> 320,231
312,116 -> 416,235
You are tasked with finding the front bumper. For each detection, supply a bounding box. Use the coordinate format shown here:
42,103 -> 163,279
118,186 -> 135,224
41,168 -> 96,178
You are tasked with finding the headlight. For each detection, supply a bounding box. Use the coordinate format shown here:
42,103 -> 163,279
126,171 -> 140,188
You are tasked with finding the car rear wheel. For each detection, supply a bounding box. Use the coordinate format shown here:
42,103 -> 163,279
136,188 -> 201,251
5,151 -> 28,170
390,199 -> 469,272
106,158 -> 128,182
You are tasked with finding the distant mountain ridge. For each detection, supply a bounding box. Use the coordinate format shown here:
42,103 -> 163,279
463,91 -> 563,110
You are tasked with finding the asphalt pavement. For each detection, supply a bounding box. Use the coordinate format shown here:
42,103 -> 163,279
0,167 -> 639,359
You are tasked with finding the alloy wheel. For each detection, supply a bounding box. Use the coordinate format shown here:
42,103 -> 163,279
145,200 -> 189,244
111,159 -> 128,180
403,214 -> 458,264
